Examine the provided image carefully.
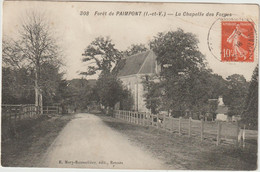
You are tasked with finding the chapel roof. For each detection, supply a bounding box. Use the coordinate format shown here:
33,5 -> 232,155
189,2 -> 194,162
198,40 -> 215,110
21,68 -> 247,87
116,50 -> 157,77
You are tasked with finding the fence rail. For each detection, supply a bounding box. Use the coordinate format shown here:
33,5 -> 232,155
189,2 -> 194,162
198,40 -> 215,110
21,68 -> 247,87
1,104 -> 61,141
2,104 -> 60,121
114,110 -> 249,147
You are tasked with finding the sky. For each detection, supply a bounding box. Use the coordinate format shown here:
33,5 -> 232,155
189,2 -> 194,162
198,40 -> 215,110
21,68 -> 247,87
2,1 -> 259,81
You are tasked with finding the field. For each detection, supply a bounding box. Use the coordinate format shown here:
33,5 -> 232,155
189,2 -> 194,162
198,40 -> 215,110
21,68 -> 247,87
100,114 -> 258,170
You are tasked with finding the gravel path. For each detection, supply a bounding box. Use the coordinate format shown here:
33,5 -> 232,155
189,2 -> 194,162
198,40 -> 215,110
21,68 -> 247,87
41,113 -> 165,169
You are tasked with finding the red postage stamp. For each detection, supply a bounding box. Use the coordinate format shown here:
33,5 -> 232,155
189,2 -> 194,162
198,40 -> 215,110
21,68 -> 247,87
221,21 -> 255,62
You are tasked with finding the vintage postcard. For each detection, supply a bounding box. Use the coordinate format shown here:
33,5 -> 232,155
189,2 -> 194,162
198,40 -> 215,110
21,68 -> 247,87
1,1 -> 258,170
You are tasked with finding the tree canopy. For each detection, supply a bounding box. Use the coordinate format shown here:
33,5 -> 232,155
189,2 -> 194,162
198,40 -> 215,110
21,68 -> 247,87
147,29 -> 211,113
2,11 -> 64,106
223,74 -> 248,117
242,65 -> 258,129
123,44 -> 148,57
95,73 -> 133,110
81,36 -> 122,76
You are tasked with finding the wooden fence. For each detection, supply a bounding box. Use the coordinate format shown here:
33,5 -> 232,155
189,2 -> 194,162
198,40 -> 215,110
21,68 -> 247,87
43,106 -> 61,115
114,110 -> 247,147
2,104 -> 60,121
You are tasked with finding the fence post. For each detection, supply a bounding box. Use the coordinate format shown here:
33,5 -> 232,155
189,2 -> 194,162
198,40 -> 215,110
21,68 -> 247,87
163,114 -> 166,130
134,112 -> 136,124
179,116 -> 182,135
201,119 -> 204,141
145,113 -> 148,126
133,112 -> 135,124
131,112 -> 133,123
236,121 -> 240,146
132,112 -> 134,123
217,121 -> 222,146
189,117 -> 191,137
137,112 -> 138,124
150,114 -> 152,126
144,113 -> 147,126
47,106 -> 49,115
137,113 -> 140,125
142,113 -> 144,126
243,125 -> 246,148
19,106 -> 22,120
171,117 -> 174,132
157,114 -> 159,129
136,112 -> 138,124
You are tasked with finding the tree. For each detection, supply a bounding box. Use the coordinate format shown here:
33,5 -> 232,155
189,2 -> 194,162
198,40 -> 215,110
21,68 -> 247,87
39,63 -> 64,105
3,11 -> 63,110
81,37 -> 135,112
148,29 -> 209,113
67,78 -> 94,110
2,67 -> 34,104
223,74 -> 248,117
96,73 -> 122,108
149,29 -> 206,79
2,63 -> 64,106
142,75 -> 162,114
81,36 -> 122,76
242,66 -> 258,129
2,39 -> 26,69
207,73 -> 228,99
119,88 -> 134,111
123,44 -> 148,56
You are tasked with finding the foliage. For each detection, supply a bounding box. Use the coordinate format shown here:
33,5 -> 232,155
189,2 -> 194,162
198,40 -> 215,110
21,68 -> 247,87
242,66 -> 258,129
149,29 -> 206,79
95,73 -> 133,109
142,75 -> 162,114
64,79 -> 95,109
207,74 -> 228,99
81,37 -> 138,111
2,63 -> 64,105
119,89 -> 134,111
147,29 -> 211,113
223,74 -> 248,117
4,12 -> 63,71
123,44 -> 148,57
2,67 -> 34,104
208,99 -> 219,120
39,63 -> 64,105
2,11 -> 63,106
81,36 -> 122,76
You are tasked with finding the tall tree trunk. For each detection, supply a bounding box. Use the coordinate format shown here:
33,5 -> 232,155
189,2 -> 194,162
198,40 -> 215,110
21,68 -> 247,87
35,59 -> 43,114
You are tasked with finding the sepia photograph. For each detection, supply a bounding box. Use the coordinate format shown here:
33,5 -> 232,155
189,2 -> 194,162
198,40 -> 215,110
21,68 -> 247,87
1,1 -> 259,170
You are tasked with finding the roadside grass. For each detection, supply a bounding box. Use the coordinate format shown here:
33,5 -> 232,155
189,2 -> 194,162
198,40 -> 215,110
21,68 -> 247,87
1,114 -> 74,167
99,114 -> 257,170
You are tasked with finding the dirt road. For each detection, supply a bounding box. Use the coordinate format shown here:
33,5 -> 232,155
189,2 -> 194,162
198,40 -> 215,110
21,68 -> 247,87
41,113 -> 165,169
